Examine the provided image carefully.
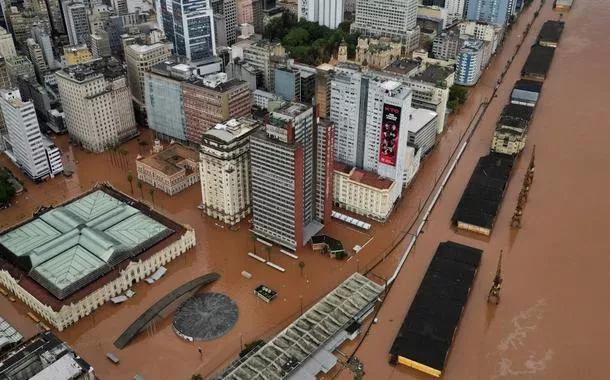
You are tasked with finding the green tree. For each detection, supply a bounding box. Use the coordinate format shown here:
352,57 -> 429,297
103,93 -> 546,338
0,168 -> 16,205
239,340 -> 265,358
137,180 -> 143,198
264,245 -> 272,262
298,261 -> 305,276
127,173 -> 134,194
448,85 -> 468,111
191,374 -> 203,380
282,27 -> 309,47
149,187 -> 155,207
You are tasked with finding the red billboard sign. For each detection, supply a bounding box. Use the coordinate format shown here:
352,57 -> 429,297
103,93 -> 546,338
379,104 -> 401,167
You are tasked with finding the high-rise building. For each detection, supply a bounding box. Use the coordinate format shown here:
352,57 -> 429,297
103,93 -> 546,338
90,32 -> 112,58
432,28 -> 461,60
314,117 -> 334,225
5,56 -> 35,85
466,0 -> 512,25
199,117 -> 261,225
111,0 -> 128,14
242,40 -> 286,91
458,20 -> 504,53
352,0 -> 420,52
211,0 -> 238,46
0,89 -> 62,180
145,60 -> 251,144
237,0 -> 253,23
274,67 -> 301,102
314,63 -> 334,118
63,1 -> 90,46
455,38 -> 484,86
0,27 -> 16,58
45,0 -> 66,34
25,39 -> 47,80
250,103 -> 322,250
298,0 -> 344,29
56,58 -> 137,152
125,40 -> 173,108
31,26 -> 55,69
160,0 -> 216,62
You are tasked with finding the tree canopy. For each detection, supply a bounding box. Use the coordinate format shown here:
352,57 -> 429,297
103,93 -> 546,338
264,16 -> 359,65
0,168 -> 16,205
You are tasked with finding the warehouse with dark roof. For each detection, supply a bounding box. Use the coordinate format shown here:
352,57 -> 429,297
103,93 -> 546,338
452,153 -> 514,235
390,241 -> 483,377
511,79 -> 543,107
521,45 -> 556,82
538,20 -> 565,48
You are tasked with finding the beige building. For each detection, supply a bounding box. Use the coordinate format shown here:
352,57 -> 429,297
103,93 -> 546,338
242,40 -> 286,91
124,41 -> 173,108
63,44 -> 93,65
355,37 -> 403,69
200,117 -> 260,225
56,58 -> 137,152
333,162 -> 397,222
0,27 -> 16,58
137,143 -> 200,195
0,185 -> 197,331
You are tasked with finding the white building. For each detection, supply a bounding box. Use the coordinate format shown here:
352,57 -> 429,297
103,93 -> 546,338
0,89 -> 57,181
253,89 -> 283,110
458,21 -> 504,53
200,117 -> 260,225
455,38 -> 485,86
0,27 -> 16,58
406,108 -> 438,155
298,0 -> 344,29
124,41 -> 173,108
351,0 -> 420,52
402,143 -> 421,188
56,58 -> 137,152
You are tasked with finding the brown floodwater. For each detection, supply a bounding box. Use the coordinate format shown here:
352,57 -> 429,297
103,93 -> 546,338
1,1 -> 607,379
332,1 -> 610,379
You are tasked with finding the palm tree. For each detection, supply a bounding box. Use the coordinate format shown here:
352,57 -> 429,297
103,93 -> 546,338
119,148 -> 129,170
137,180 -> 143,198
127,173 -> 134,194
138,140 -> 148,154
149,187 -> 155,207
298,261 -> 305,276
250,233 -> 257,254
264,246 -> 272,262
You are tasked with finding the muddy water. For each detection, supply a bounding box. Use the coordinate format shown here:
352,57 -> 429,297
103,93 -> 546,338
336,1 -> 610,379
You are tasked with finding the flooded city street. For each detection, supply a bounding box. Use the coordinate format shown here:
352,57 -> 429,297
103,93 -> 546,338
1,0 -> 608,379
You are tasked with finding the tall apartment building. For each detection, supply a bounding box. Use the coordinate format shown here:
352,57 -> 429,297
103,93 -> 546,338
315,118 -> 334,224
146,60 -> 251,144
159,0 -> 216,62
0,89 -> 62,180
432,28 -> 461,60
314,63 -> 334,118
352,0 -> 420,52
63,44 -> 93,65
298,0 -> 344,29
459,20 -> 504,53
199,117 -> 261,225
5,56 -> 35,85
237,0 -> 254,23
455,38 -> 485,86
45,0 -> 66,34
250,103 -> 323,250
274,67 -> 301,102
25,39 -> 47,79
0,27 -> 16,58
211,0 -> 238,46
242,40 -> 286,91
124,41 -> 173,108
56,58 -> 137,152
466,0 -> 512,26
31,26 -> 55,69
63,1 -> 90,46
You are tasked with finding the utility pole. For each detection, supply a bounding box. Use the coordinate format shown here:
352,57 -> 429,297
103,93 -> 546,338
488,251 -> 503,305
511,145 -> 536,228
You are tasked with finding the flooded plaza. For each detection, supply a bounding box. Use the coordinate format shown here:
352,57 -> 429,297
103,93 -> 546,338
1,0 -> 609,379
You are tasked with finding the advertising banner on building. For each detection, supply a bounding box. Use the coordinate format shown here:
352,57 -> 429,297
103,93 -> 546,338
379,104 -> 401,166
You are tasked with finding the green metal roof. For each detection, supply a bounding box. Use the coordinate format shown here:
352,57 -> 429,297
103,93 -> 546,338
0,190 -> 172,299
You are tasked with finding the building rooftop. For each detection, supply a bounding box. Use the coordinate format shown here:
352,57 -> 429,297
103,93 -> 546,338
139,143 -> 199,176
0,185 -> 183,307
513,79 -> 543,93
273,102 -> 312,118
0,332 -> 93,379
411,64 -> 454,84
499,104 -> 534,128
407,108 -> 438,134
202,117 -> 261,144
57,57 -> 124,82
538,20 -> 565,44
219,273 -> 383,379
334,162 -> 394,190
460,38 -> 484,52
126,41 -> 171,54
0,316 -> 22,353
521,45 -> 555,77
384,59 -> 421,76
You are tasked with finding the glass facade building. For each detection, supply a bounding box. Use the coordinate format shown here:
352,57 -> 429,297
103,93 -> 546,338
161,0 -> 216,62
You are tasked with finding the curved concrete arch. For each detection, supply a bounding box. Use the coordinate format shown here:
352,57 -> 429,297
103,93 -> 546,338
114,273 -> 220,349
